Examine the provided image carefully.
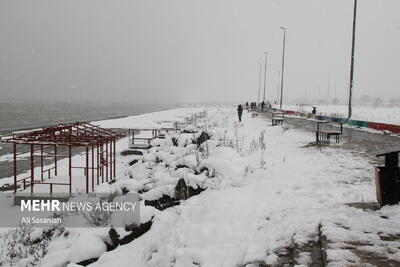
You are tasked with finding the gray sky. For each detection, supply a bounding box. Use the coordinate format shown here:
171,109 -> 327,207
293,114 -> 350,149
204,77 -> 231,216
0,0 -> 399,104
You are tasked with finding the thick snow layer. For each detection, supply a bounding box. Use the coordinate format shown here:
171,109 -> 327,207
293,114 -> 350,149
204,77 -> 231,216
6,106 -> 400,266
66,108 -> 395,267
69,233 -> 107,263
283,104 -> 400,125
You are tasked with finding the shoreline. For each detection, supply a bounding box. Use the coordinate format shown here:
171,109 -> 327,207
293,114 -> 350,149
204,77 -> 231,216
0,105 -> 182,180
0,104 -> 179,136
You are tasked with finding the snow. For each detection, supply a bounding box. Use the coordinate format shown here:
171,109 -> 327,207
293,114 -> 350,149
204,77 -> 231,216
68,233 -> 107,263
95,107 -> 204,129
59,108 -> 394,267
283,104 -> 400,125
3,106 -> 400,266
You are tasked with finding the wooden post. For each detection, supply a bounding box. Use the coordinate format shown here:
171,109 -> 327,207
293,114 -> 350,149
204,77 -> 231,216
13,143 -> 17,193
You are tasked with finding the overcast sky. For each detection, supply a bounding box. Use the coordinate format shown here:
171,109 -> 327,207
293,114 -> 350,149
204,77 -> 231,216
0,0 -> 399,104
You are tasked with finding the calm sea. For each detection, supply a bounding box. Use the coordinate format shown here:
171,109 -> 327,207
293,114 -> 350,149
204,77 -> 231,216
0,102 -> 176,134
0,102 -> 176,179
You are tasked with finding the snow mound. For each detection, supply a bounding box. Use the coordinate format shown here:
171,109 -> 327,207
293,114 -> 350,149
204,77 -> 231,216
69,233 -> 107,263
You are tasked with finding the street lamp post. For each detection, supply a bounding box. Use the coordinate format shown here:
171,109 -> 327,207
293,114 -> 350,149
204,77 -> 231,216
263,52 -> 268,104
258,63 -> 262,104
276,70 -> 280,104
280,27 -> 287,110
348,0 -> 357,119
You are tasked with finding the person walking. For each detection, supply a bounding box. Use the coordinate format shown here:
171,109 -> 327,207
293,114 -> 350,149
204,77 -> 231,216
237,104 -> 243,122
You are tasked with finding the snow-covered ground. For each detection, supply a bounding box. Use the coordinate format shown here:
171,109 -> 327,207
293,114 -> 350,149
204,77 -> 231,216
282,104 -> 400,125
1,107 -> 400,266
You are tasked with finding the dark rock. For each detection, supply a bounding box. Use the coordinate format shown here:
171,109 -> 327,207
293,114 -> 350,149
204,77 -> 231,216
144,195 -> 181,211
175,178 -> 205,200
120,219 -> 153,245
77,258 -> 99,266
121,150 -> 143,156
172,137 -> 179,146
128,159 -> 139,166
109,227 -> 120,248
176,164 -> 189,169
196,131 -> 210,146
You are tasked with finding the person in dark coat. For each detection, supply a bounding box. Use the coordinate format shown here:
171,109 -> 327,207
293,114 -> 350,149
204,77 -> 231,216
245,102 -> 249,110
312,106 -> 317,115
237,105 -> 243,122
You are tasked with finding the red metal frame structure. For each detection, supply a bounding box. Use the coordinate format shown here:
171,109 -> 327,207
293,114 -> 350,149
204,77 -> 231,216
1,122 -> 122,194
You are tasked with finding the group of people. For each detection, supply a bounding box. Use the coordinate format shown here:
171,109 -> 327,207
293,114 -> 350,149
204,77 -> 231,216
237,100 -> 274,122
245,102 -> 258,111
245,101 -> 272,111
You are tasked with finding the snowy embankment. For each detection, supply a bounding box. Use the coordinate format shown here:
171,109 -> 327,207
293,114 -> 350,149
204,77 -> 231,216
2,107 -> 400,266
283,104 -> 400,125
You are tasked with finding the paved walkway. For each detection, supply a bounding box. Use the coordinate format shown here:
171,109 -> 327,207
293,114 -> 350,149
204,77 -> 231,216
259,112 -> 400,165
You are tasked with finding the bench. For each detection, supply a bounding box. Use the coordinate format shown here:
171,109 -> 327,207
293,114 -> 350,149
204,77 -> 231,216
271,112 -> 284,126
316,121 -> 343,144
156,121 -> 181,138
129,128 -> 159,149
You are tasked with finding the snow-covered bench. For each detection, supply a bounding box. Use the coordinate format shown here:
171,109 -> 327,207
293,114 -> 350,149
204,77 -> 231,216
316,121 -> 343,144
272,111 -> 284,126
129,128 -> 159,149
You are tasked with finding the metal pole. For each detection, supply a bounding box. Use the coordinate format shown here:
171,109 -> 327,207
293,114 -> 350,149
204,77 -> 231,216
92,145 -> 94,191
54,145 -> 58,176
348,0 -> 357,119
258,63 -> 262,104
263,52 -> 268,103
40,145 -> 43,181
54,145 -> 57,176
86,146 -> 89,193
69,146 -> 72,194
109,141 -> 112,180
113,140 -> 116,178
97,143 -> 99,185
13,143 -> 17,193
30,144 -> 34,194
101,143 -> 104,183
280,27 -> 287,110
105,142 -> 109,182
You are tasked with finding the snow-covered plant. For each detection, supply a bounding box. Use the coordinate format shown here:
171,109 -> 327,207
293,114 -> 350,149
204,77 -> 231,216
248,138 -> 259,154
234,123 -> 239,153
259,130 -> 266,169
81,200 -> 111,227
222,130 -> 227,147
0,223 -> 65,266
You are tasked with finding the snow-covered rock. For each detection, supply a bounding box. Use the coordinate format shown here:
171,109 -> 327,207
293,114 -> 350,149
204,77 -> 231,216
69,233 -> 107,263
